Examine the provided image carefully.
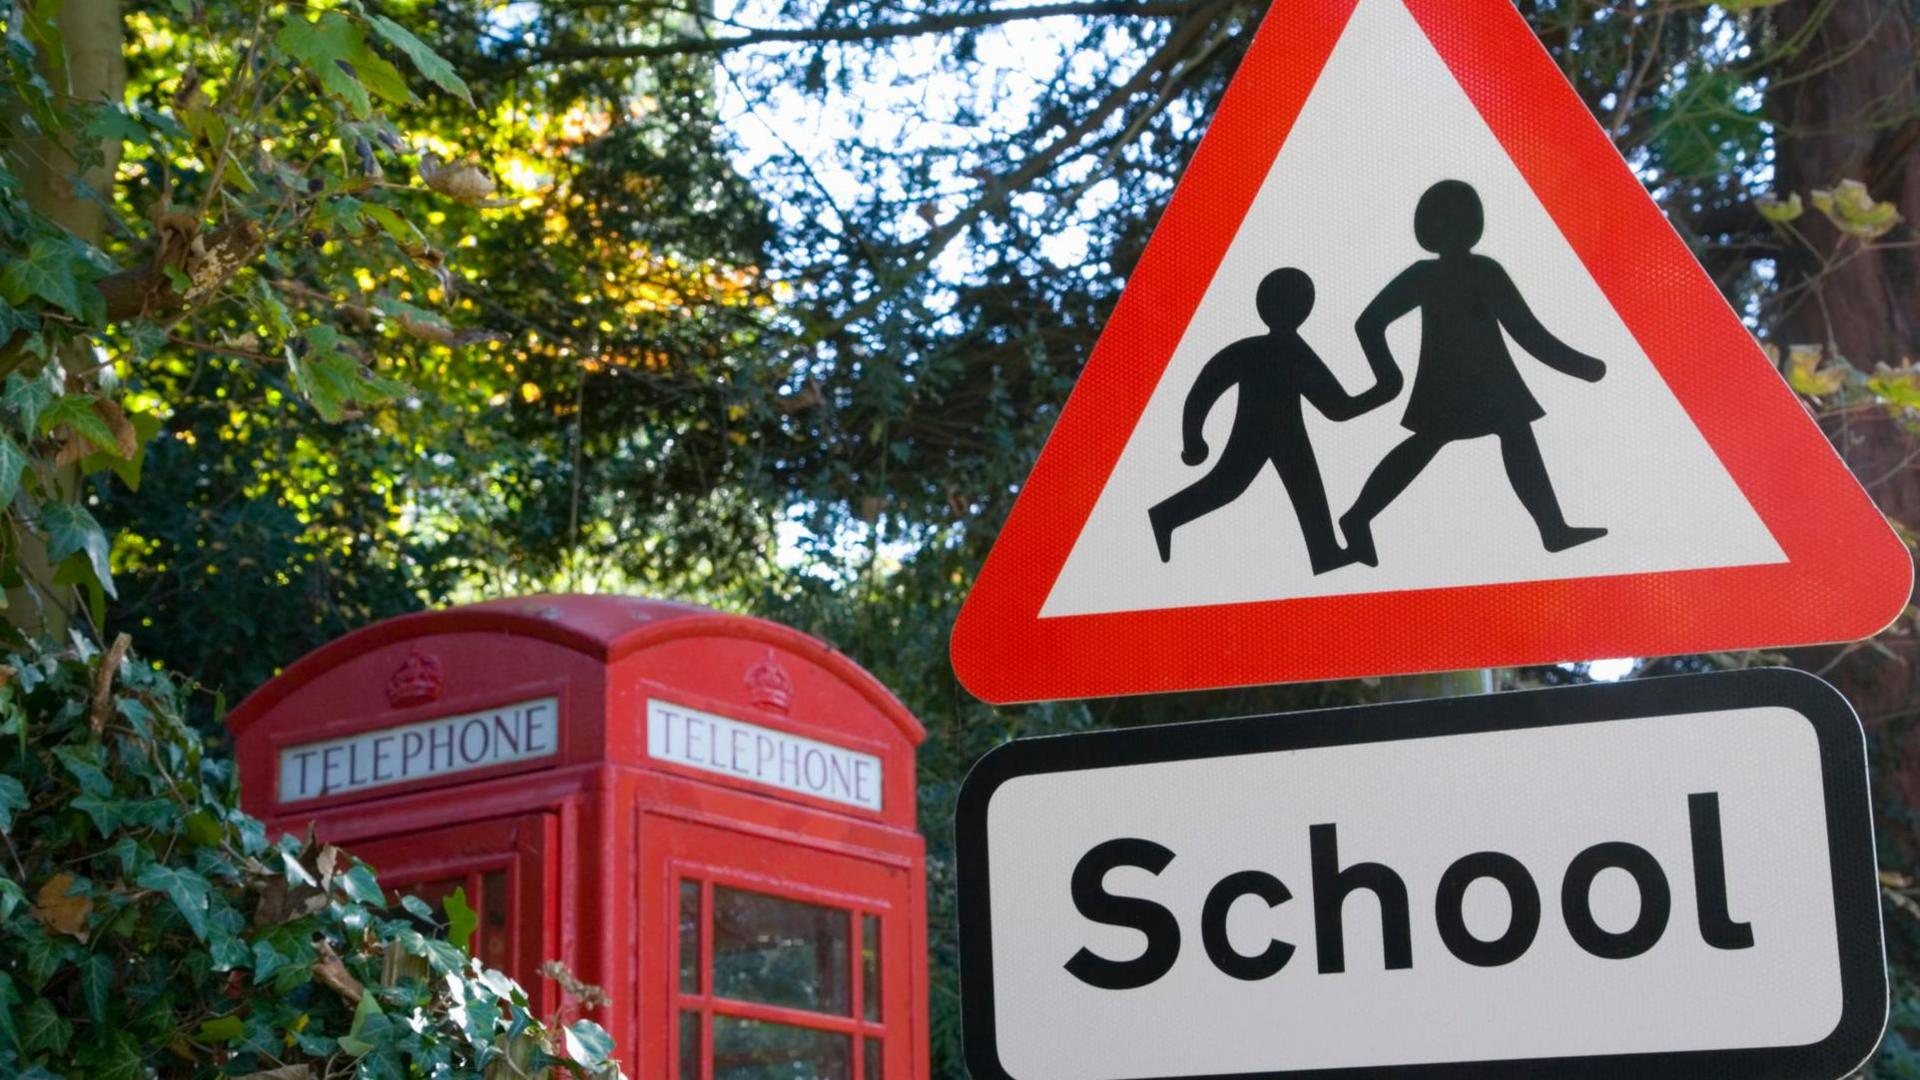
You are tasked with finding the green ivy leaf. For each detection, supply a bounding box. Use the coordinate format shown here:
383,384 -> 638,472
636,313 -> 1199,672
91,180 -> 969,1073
338,991 -> 384,1056
423,937 -> 466,975
566,1020 -> 617,1067
71,792 -> 124,836
444,886 -> 477,954
457,991 -> 500,1048
18,997 -> 67,1055
0,237 -> 87,318
0,775 -> 24,832
289,325 -> 406,421
79,1031 -> 145,1080
277,13 -> 412,120
79,953 -> 113,1026
3,370 -> 57,437
40,502 -> 115,600
0,298 -> 34,340
82,104 -> 152,146
340,863 -> 384,907
53,745 -> 112,797
251,939 -> 291,985
369,15 -> 473,105
0,431 -> 26,511
116,696 -> 155,743
23,927 -> 69,989
134,863 -> 212,941
208,923 -> 251,971
37,394 -> 121,457
0,971 -> 20,1050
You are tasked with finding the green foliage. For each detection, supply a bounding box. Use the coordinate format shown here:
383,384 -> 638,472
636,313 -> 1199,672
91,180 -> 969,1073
0,637 -> 624,1077
0,237 -> 99,321
0,0 -> 499,626
277,13 -> 413,120
367,16 -> 473,106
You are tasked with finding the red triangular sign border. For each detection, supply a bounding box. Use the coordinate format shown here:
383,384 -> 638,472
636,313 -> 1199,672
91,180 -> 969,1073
951,0 -> 1911,704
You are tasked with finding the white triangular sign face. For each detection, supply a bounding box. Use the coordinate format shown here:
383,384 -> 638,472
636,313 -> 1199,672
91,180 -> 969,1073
952,0 -> 1908,703
1046,0 -> 1780,617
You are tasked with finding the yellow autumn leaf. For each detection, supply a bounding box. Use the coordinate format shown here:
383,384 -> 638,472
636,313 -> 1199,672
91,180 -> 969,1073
1811,179 -> 1902,240
1785,344 -> 1846,398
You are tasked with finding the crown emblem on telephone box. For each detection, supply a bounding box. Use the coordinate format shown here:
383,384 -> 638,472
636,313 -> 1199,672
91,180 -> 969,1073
746,651 -> 793,713
386,647 -> 445,708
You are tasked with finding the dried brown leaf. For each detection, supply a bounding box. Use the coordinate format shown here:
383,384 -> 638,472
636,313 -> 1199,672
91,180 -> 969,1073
382,939 -> 431,987
312,937 -> 365,1004
90,632 -> 131,735
92,399 -> 140,459
419,152 -> 502,206
53,433 -> 90,468
32,873 -> 92,942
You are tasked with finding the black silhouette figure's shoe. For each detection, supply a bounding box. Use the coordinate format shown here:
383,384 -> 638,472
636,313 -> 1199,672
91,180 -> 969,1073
1541,525 -> 1608,553
1150,505 -> 1174,563
1309,549 -> 1363,576
1338,511 -> 1379,567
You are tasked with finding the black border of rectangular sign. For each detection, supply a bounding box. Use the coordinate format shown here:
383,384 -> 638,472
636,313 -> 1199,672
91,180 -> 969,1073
956,669 -> 1887,1080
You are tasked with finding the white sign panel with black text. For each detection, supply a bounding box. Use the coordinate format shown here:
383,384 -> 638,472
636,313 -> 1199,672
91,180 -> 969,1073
279,696 -> 560,802
647,698 -> 884,811
957,670 -> 1885,1079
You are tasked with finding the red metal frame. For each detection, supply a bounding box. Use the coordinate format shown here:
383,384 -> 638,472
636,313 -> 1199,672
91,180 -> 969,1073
649,815 -> 908,1080
228,595 -> 928,1079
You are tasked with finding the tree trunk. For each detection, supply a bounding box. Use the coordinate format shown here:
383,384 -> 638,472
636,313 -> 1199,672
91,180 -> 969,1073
16,0 -> 124,241
1769,0 -> 1920,818
6,0 -> 126,639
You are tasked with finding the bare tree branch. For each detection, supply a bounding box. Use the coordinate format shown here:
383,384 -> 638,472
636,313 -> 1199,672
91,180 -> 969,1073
802,0 -> 1238,341
507,0 -> 1206,65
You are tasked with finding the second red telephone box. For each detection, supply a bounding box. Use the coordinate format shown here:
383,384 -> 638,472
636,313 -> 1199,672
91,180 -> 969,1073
227,594 -> 929,1078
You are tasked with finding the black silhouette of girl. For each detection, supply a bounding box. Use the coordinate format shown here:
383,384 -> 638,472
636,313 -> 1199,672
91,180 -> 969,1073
1338,180 -> 1609,566
1150,267 -> 1400,573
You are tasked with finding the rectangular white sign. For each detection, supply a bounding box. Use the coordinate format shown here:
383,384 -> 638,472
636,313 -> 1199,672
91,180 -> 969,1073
648,699 -> 883,811
957,670 -> 1884,1080
279,696 -> 559,803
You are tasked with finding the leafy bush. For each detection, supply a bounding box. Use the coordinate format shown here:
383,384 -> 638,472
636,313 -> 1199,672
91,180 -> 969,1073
0,635 -> 622,1078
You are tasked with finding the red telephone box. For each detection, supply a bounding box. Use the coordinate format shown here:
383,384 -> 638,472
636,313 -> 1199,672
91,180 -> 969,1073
228,594 -> 929,1078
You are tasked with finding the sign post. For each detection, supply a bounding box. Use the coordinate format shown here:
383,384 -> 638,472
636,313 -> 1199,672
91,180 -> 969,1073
957,670 -> 1886,1079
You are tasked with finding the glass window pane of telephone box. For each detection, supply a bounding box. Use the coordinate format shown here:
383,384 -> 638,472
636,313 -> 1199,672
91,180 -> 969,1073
678,880 -> 886,1078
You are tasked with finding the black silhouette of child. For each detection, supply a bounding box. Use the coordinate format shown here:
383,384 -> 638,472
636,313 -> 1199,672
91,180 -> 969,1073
1338,179 -> 1608,566
1149,267 -> 1400,573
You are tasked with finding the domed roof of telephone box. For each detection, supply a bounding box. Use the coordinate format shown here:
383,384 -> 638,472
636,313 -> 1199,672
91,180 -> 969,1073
227,594 -> 923,744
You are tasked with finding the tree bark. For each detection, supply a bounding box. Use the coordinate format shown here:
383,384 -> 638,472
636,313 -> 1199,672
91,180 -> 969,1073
1769,0 -> 1920,819
16,0 -> 125,242
7,0 -> 127,638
